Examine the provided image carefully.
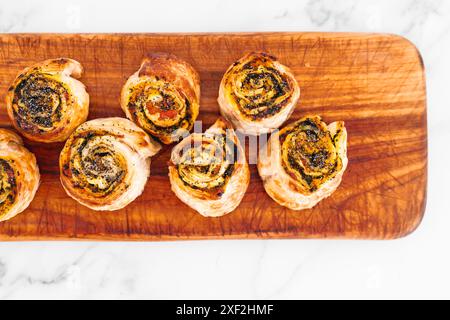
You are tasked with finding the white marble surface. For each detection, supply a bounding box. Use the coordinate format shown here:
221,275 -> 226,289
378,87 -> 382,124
0,0 -> 449,299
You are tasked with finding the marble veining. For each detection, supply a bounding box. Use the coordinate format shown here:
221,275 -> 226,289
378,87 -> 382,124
0,0 -> 449,299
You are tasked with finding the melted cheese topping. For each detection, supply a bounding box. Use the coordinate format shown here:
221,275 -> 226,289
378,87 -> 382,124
223,54 -> 293,120
12,72 -> 70,133
0,159 -> 17,215
279,116 -> 344,193
126,78 -> 193,143
174,132 -> 236,199
62,131 -> 128,198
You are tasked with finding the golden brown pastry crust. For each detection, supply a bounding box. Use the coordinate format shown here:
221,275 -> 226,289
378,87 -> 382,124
59,117 -> 161,211
5,58 -> 89,143
169,118 -> 250,217
120,53 -> 200,144
0,128 -> 40,222
257,116 -> 348,210
218,52 -> 300,135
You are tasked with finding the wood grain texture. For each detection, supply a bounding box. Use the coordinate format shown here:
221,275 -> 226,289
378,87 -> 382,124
0,33 -> 427,240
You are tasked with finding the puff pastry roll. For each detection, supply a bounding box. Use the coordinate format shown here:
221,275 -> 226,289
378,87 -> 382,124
0,129 -> 40,222
218,52 -> 300,135
121,53 -> 200,144
5,58 -> 89,143
59,117 -> 160,211
258,116 -> 348,210
169,118 -> 249,217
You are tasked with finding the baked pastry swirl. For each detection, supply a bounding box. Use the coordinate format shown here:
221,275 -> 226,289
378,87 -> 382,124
0,128 -> 40,222
218,52 -> 300,135
5,58 -> 89,143
59,117 -> 161,211
121,53 -> 200,144
169,118 -> 249,217
258,116 -> 348,210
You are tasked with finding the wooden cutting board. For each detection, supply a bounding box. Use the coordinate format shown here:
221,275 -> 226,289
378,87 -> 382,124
0,33 -> 427,240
